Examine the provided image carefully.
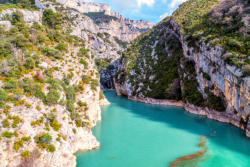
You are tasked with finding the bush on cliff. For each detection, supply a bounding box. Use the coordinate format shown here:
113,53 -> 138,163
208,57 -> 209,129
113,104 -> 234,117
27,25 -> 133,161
0,89 -> 8,102
42,9 -> 62,29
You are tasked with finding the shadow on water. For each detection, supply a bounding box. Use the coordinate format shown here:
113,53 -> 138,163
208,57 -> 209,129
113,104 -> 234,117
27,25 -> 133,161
104,90 -> 250,157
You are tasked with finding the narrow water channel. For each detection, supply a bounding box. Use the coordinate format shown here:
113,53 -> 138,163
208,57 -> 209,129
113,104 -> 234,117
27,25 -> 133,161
76,91 -> 250,167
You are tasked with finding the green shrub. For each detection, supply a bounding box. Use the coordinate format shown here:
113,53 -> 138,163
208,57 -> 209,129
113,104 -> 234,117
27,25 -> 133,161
5,78 -> 19,90
11,11 -> 23,25
32,54 -> 41,64
63,73 -> 73,85
2,131 -> 14,138
47,144 -> 55,152
95,58 -> 111,71
16,0 -> 36,8
2,119 -> 10,128
13,131 -> 18,137
0,39 -> 12,58
78,47 -> 89,59
36,33 -> 47,43
9,115 -> 22,128
35,133 -> 52,145
183,79 -> 204,106
21,150 -> 30,158
47,29 -> 64,42
114,36 -> 128,48
21,136 -> 31,142
32,84 -> 46,100
78,100 -> 87,107
50,119 -> 61,132
66,100 -> 75,112
42,47 -> 58,57
203,72 -> 211,81
46,89 -> 60,105
11,34 -> 28,49
65,86 -> 75,101
80,59 -> 88,69
25,57 -> 35,69
0,89 -> 8,102
21,78 -> 46,101
97,32 -> 104,38
200,69 -> 211,81
47,78 -> 60,90
13,140 -> 24,151
91,79 -> 99,91
55,43 -> 68,52
42,9 -> 62,28
31,117 -> 44,126
35,133 -> 55,152
205,88 -> 225,112
6,66 -> 22,78
82,75 -> 90,84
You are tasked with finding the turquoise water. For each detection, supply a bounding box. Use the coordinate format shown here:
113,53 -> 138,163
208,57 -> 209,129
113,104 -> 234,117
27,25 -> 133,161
76,91 -> 250,167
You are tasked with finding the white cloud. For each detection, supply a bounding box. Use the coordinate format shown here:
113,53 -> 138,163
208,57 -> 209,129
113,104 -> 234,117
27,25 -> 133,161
106,0 -> 155,13
159,11 -> 170,19
137,0 -> 155,7
170,0 -> 187,8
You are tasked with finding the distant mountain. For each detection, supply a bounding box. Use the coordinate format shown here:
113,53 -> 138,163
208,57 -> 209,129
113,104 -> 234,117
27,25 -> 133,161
56,0 -> 154,42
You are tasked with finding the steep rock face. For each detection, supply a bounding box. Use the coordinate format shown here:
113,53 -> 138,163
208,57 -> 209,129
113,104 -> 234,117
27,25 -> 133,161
0,8 -> 42,30
65,9 -> 121,60
55,0 -> 154,42
0,2 -> 112,167
52,0 -> 154,90
51,0 -> 154,89
114,0 -> 250,137
100,59 -> 120,90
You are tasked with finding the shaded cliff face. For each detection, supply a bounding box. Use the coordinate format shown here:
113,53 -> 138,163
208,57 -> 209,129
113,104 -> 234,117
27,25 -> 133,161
115,0 -> 250,136
56,0 -> 154,42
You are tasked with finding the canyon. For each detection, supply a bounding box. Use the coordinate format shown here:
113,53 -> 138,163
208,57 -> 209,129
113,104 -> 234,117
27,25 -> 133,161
0,0 -> 249,166
0,0 -> 151,166
113,0 -> 250,137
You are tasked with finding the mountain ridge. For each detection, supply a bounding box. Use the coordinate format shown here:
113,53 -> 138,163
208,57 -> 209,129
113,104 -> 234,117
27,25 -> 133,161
55,0 -> 154,42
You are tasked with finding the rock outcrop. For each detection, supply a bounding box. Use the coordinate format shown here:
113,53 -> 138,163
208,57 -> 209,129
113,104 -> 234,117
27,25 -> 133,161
100,59 -> 120,90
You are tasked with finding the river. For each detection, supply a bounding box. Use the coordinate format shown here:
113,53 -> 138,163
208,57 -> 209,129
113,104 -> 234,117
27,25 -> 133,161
76,91 -> 250,167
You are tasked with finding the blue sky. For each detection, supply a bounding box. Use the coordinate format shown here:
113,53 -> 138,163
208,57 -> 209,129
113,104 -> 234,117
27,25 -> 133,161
83,0 -> 187,24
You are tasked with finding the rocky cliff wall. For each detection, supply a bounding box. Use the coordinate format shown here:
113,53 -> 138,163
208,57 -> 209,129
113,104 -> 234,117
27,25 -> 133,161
114,15 -> 250,137
169,19 -> 249,119
0,3 -> 112,167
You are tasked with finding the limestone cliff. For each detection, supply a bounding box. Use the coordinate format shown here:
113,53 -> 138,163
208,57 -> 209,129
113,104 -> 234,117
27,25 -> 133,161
47,0 -> 153,90
55,0 -> 154,42
114,0 -> 250,137
0,1 -> 113,166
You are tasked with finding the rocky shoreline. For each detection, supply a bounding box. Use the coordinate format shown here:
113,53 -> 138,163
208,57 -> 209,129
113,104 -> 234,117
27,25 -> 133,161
127,96 -> 250,138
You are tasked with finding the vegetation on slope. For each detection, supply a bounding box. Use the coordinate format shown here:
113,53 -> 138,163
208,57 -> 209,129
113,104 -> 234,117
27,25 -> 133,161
173,0 -> 249,72
0,4 -> 99,159
84,12 -> 118,24
0,0 -> 37,10
116,16 -> 226,111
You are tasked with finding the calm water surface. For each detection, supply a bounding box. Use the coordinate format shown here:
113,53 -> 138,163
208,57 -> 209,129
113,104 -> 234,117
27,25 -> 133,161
76,91 -> 250,167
